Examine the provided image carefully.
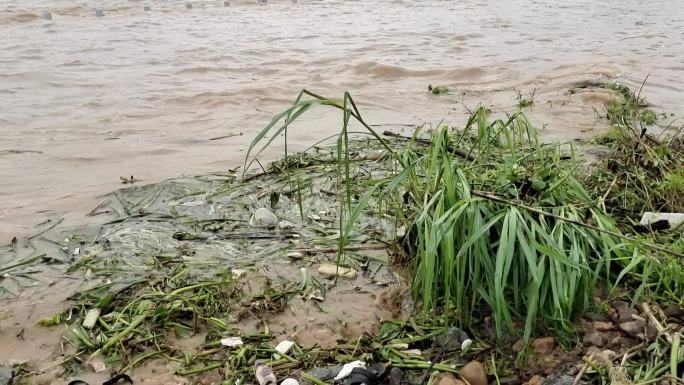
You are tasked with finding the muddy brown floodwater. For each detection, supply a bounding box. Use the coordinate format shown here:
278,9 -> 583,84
2,0 -> 684,241
0,0 -> 683,383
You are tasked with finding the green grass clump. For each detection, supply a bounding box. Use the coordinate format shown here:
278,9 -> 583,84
245,90 -> 643,342
428,84 -> 449,95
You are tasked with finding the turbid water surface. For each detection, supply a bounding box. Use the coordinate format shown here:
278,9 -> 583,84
1,0 -> 683,239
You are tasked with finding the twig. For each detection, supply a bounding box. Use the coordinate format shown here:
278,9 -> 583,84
209,132 -> 242,141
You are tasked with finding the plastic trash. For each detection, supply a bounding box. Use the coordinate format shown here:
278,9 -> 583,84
221,337 -> 244,348
255,361 -> 277,385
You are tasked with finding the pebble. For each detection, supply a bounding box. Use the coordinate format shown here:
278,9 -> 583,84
0,366 -> 12,385
531,337 -> 555,354
619,320 -> 645,336
307,366 -> 342,381
512,339 -> 525,352
318,264 -> 357,279
459,360 -> 488,385
253,207 -> 278,227
593,321 -> 614,331
543,374 -> 574,385
334,361 -> 366,380
498,375 -> 522,385
664,304 -> 684,319
279,220 -> 296,229
281,379 -> 299,385
436,373 -> 466,385
522,375 -> 544,385
583,331 -> 608,347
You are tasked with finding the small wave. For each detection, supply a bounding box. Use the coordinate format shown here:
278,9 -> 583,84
351,61 -> 487,81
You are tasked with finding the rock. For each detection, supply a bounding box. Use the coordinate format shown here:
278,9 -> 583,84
543,375 -> 574,385
593,321 -> 614,332
273,340 -> 295,358
437,373 -> 466,385
281,379 -> 299,385
389,368 -> 411,385
498,375 -> 522,385
619,320 -> 646,337
318,264 -> 357,279
436,327 -> 471,351
286,251 -> 303,260
253,208 -> 278,227
334,361 -> 366,380
522,375 -> 544,385
583,331 -> 608,347
512,339 -> 525,352
640,212 -> 684,228
0,366 -> 12,385
279,220 -> 296,230
531,337 -> 555,354
307,366 -> 342,381
255,361 -> 277,385
664,304 -> 684,319
645,323 -> 658,340
459,360 -> 487,385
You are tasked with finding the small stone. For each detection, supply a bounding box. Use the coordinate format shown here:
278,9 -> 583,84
90,356 -> 107,373
389,367 -> 411,385
645,323 -> 658,340
0,366 -> 13,385
619,320 -> 646,336
437,373 -> 466,385
543,375 -> 574,385
273,340 -> 295,358
593,321 -> 614,331
512,339 -> 525,352
255,361 -> 277,385
583,331 -> 608,347
286,251 -> 303,259
334,361 -> 366,380
522,375 -> 544,385
279,220 -> 296,230
253,208 -> 278,227
531,337 -> 555,354
318,264 -> 356,279
281,379 -> 299,385
459,360 -> 487,385
499,375 -> 522,385
307,366 -> 342,381
664,305 -> 684,319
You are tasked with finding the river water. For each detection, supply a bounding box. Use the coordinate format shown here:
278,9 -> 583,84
1,0 -> 683,241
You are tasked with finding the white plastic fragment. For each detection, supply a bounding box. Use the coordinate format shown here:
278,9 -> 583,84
273,340 -> 295,358
318,264 -> 357,279
255,360 -> 277,385
221,337 -> 244,348
82,309 -> 100,329
334,360 -> 366,380
640,212 -> 684,228
281,379 -> 299,385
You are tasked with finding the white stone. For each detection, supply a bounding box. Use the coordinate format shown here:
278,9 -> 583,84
273,340 -> 295,358
334,360 -> 366,380
640,212 -> 684,228
221,337 -> 244,347
253,208 -> 278,227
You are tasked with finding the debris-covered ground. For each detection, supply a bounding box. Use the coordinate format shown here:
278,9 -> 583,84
1,83 -> 683,385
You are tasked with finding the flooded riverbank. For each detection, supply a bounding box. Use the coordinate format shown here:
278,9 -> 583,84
2,0 -> 684,241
